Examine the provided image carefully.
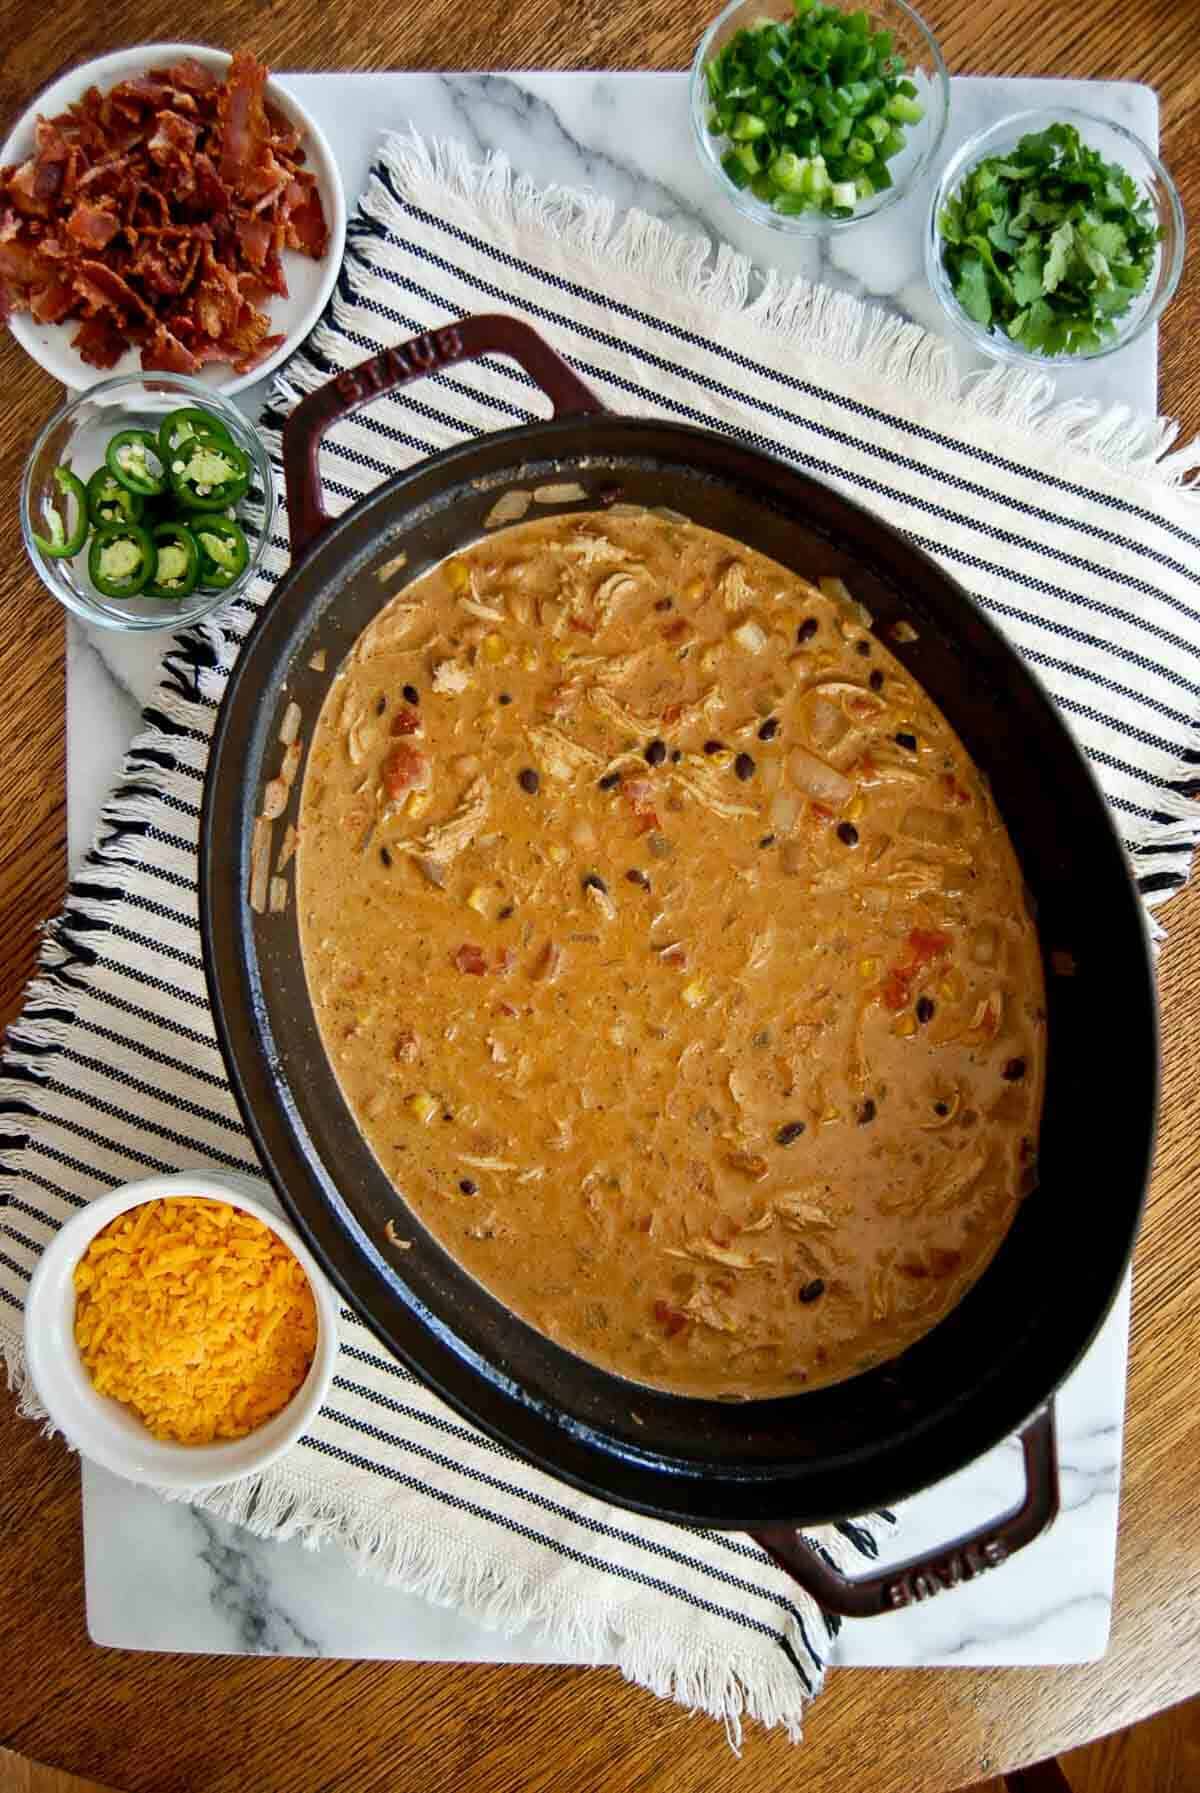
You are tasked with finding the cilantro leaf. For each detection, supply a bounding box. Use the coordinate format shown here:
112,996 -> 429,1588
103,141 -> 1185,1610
936,121 -> 1161,357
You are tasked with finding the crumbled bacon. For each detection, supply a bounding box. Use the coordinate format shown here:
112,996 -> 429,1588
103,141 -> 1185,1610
0,48 -> 328,377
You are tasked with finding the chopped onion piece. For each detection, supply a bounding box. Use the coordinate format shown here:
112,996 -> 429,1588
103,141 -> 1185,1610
249,817 -> 272,914
732,618 -> 768,654
533,482 -> 587,504
651,506 -> 690,524
805,692 -> 848,748
787,745 -> 853,806
261,778 -> 287,820
484,490 -> 532,528
269,875 -> 288,914
901,805 -> 961,845
279,700 -> 302,747
769,789 -> 799,834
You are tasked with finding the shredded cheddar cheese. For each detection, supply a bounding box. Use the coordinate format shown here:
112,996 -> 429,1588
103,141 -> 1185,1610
73,1197 -> 318,1444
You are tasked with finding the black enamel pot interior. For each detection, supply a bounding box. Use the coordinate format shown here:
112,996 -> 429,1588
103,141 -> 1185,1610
200,316 -> 1157,1616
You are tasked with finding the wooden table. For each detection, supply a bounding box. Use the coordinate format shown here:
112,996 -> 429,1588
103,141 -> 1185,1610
1,3 -> 1198,1789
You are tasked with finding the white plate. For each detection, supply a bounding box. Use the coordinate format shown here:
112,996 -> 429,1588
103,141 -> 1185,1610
1,42 -> 346,395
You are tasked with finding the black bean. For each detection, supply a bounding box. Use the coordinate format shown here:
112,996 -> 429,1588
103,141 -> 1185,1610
598,771 -> 622,791
670,748 -> 682,763
645,739 -> 667,766
916,996 -> 935,1024
855,639 -> 872,657
403,684 -> 420,705
459,1178 -> 478,1195
583,873 -> 608,894
379,845 -> 393,869
776,1121 -> 806,1146
734,752 -> 756,781
703,739 -> 725,755
597,483 -> 623,508
856,1098 -> 877,1125
796,617 -> 818,643
836,821 -> 859,847
498,904 -> 514,920
933,1100 -> 949,1117
1002,1057 -> 1027,1082
625,868 -> 650,888
757,716 -> 779,742
375,693 -> 387,716
799,1278 -> 825,1304
498,692 -> 512,706
869,669 -> 884,692
895,731 -> 918,752
758,834 -> 776,849
654,597 -> 673,612
518,768 -> 540,794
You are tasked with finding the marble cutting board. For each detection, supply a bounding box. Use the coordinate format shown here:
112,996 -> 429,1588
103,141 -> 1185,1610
73,68 -> 1154,1667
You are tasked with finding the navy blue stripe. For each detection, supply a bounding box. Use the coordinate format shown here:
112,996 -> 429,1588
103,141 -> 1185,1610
353,223 -> 1200,648
378,168 -> 1200,565
308,1414 -> 810,1678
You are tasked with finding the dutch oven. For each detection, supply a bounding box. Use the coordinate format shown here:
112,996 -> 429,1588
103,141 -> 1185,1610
200,314 -> 1158,1616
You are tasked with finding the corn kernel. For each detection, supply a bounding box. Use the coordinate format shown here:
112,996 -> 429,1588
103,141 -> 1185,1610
700,646 -> 722,674
482,633 -> 506,664
445,559 -> 470,592
681,978 -> 710,1007
405,791 -> 432,820
406,1092 -> 439,1125
709,750 -> 734,770
845,795 -> 865,821
684,576 -> 706,603
522,646 -> 539,672
894,1014 -> 917,1038
466,885 -> 492,918
548,844 -> 569,866
939,968 -> 964,1001
858,957 -> 879,981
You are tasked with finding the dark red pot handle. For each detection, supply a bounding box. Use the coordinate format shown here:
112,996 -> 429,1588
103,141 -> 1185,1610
749,1403 -> 1059,1619
281,312 -> 605,559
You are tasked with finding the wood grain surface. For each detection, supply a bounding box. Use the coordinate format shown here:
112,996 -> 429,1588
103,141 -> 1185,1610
0,2 -> 1198,1789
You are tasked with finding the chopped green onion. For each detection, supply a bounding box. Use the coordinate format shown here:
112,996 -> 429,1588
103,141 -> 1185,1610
704,0 -> 925,218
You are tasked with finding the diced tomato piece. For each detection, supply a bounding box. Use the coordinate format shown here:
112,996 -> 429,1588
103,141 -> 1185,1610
389,705 -> 422,737
653,1298 -> 688,1339
568,614 -> 596,635
881,968 -> 913,1012
382,743 -> 429,799
809,801 -> 834,823
661,702 -> 683,726
908,927 -> 951,965
941,772 -> 970,805
625,778 -> 660,833
493,947 -> 515,975
661,619 -> 689,642
452,943 -> 488,976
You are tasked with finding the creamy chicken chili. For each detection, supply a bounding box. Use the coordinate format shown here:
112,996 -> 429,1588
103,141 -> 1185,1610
297,511 -> 1045,1398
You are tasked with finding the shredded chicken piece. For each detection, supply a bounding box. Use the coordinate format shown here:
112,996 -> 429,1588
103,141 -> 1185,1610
395,776 -> 490,864
354,606 -> 423,662
669,757 -> 757,820
683,1285 -> 740,1333
562,532 -> 634,568
718,559 -> 756,612
527,724 -> 604,781
774,1193 -> 837,1228
592,571 -> 645,626
663,1239 -> 778,1270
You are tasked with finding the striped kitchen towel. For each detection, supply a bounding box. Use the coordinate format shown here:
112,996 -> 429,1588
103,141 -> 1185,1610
3,129 -> 1200,1743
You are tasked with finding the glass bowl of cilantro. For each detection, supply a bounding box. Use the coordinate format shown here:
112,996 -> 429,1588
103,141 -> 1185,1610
691,0 -> 949,233
928,110 -> 1184,363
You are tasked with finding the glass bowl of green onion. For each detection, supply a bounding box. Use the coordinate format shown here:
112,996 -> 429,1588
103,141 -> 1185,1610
21,372 -> 274,632
691,0 -> 949,234
926,109 -> 1185,365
